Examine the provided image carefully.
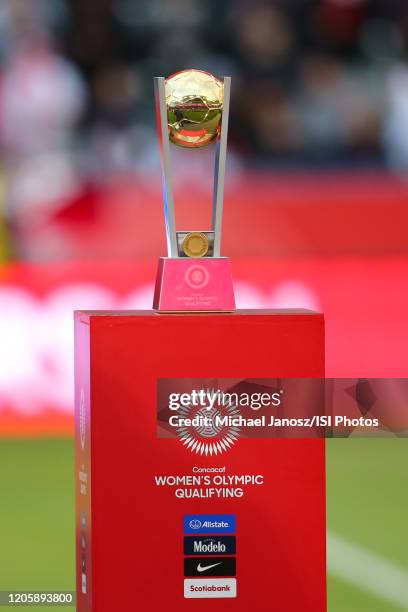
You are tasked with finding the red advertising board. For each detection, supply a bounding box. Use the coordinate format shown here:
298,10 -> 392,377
1,254 -> 408,435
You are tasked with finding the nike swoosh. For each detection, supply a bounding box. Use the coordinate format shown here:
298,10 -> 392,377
197,562 -> 223,573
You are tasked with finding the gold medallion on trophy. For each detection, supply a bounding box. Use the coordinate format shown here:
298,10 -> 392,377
182,232 -> 209,258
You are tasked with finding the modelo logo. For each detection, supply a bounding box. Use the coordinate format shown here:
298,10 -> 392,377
184,536 -> 236,556
196,540 -> 226,554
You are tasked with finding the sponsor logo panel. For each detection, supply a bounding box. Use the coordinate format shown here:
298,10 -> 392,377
184,556 -> 236,577
184,514 -> 236,534
184,578 -> 237,598
184,535 -> 236,555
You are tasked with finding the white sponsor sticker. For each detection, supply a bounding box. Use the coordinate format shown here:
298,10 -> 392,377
184,578 -> 236,598
81,573 -> 87,595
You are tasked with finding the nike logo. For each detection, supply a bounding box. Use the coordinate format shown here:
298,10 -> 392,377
197,562 -> 223,573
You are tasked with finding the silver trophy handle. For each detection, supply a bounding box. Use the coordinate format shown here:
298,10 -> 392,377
212,76 -> 231,258
154,77 -> 178,258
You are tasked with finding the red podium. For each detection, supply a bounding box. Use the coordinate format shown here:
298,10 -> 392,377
74,309 -> 326,611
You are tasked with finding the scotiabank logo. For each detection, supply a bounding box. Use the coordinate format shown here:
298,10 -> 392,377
184,578 -> 237,599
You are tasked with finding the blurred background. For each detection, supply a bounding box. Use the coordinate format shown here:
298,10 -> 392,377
0,0 -> 407,610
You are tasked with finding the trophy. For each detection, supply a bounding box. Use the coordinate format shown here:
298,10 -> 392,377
153,69 -> 235,312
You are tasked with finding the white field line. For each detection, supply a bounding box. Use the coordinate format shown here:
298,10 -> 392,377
328,532 -> 408,610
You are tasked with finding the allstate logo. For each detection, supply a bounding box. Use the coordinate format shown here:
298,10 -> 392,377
189,519 -> 202,530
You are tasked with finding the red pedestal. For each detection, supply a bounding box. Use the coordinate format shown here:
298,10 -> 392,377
74,309 -> 326,611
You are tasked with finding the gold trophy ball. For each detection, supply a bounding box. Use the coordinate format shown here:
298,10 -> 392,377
182,232 -> 209,258
165,69 -> 223,148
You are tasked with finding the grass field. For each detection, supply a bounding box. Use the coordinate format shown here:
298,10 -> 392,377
327,439 -> 408,611
0,439 -> 74,612
0,438 -> 406,610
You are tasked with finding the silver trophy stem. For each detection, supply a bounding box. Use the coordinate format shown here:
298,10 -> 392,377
212,76 -> 231,258
154,77 -> 178,257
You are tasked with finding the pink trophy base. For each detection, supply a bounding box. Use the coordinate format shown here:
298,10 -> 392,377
153,257 -> 236,312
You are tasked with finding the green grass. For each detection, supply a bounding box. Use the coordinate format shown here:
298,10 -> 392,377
327,438 -> 408,611
0,438 -> 406,610
328,575 -> 402,612
327,438 -> 408,569
0,439 -> 75,611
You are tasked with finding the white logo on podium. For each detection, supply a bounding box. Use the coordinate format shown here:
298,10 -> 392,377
189,519 -> 202,530
184,265 -> 210,289
177,389 -> 241,456
79,388 -> 86,451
